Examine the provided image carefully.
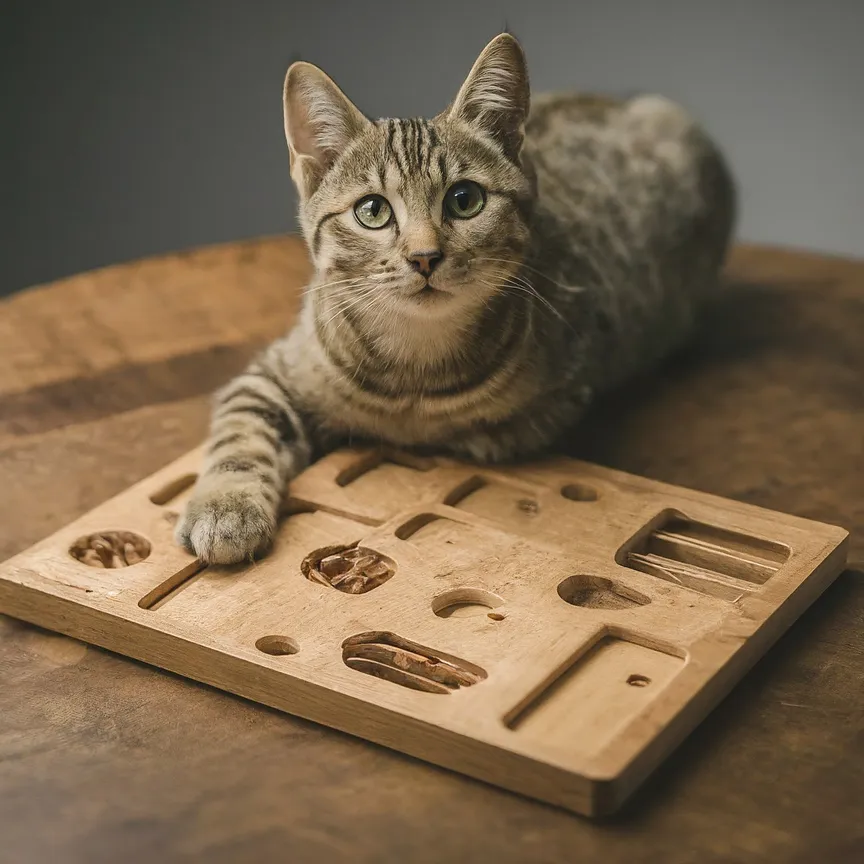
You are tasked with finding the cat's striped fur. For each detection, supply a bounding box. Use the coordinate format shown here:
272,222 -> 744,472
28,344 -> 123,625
177,34 -> 735,564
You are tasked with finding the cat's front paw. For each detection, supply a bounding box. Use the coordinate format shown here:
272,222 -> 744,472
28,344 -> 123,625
176,485 -> 276,565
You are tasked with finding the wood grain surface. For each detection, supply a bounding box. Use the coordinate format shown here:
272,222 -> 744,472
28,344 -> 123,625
1,236 -> 862,862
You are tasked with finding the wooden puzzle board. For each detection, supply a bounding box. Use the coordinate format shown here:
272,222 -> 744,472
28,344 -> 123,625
0,447 -> 848,816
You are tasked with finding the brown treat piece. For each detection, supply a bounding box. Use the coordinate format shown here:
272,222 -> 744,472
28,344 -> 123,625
347,643 -> 480,688
302,545 -> 396,594
79,549 -> 105,568
92,541 -> 115,568
123,542 -> 142,565
69,531 -> 151,568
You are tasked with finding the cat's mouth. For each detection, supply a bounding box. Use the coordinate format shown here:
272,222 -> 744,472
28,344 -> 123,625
409,282 -> 450,301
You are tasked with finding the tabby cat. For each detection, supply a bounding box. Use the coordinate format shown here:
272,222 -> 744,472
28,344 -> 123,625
177,33 -> 736,564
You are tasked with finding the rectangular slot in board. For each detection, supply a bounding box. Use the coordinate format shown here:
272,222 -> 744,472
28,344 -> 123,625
138,560 -> 208,610
506,635 -> 684,757
148,473 -> 198,507
618,510 -> 791,600
394,513 -> 493,551
443,475 -> 544,522
335,450 -> 434,487
392,513 -> 510,572
332,451 -> 435,513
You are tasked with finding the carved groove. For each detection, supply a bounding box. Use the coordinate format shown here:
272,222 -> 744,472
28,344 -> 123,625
342,631 -> 486,694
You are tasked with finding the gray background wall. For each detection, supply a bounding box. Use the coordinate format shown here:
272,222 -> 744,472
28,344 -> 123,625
2,0 -> 862,297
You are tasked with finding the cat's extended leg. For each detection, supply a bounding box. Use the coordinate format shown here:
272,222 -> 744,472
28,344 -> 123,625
176,358 -> 314,564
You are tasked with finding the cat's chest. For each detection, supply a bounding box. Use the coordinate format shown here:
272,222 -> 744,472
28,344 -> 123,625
328,389 -> 482,444
318,376 -> 531,447
299,321 -> 542,445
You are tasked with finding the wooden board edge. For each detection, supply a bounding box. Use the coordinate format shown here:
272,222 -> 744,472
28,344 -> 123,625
0,576 -> 606,818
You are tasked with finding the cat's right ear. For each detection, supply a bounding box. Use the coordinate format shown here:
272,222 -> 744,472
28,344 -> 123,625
283,62 -> 370,198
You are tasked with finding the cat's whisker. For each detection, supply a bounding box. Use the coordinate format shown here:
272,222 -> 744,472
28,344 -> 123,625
324,283 -> 384,307
318,277 -> 384,302
312,289 -> 370,323
471,256 -> 586,294
302,276 -> 369,297
321,285 -> 379,319
479,268 -> 572,328
303,271 -> 395,300
319,284 -> 382,331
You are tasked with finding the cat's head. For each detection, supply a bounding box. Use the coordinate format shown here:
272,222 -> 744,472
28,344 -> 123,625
283,34 -> 533,320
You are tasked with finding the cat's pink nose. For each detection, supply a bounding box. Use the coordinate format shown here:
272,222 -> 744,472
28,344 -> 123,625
407,250 -> 443,277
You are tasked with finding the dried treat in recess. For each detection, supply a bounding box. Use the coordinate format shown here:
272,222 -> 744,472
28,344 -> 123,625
70,531 -> 151,568
302,545 -> 396,594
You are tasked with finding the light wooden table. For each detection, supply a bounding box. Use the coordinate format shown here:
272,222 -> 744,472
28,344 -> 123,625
1,236 -> 862,863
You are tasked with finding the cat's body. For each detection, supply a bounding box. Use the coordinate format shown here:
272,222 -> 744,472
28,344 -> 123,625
177,35 -> 735,564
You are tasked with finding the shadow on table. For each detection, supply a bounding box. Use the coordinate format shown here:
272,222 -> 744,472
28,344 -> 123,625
565,277 -> 828,466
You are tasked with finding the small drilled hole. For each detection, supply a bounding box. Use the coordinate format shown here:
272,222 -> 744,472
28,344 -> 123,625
70,531 -> 151,568
487,612 -> 505,621
256,635 -> 299,656
561,483 -> 598,502
627,674 -> 651,687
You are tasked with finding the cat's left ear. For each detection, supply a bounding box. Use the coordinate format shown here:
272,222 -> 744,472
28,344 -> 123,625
283,61 -> 371,197
445,33 -> 530,162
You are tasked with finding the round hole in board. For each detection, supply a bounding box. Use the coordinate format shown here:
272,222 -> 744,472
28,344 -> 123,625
487,612 -> 506,621
557,575 -> 650,610
432,587 -> 504,619
69,531 -> 151,568
627,674 -> 651,688
561,483 -> 599,502
255,635 -> 299,656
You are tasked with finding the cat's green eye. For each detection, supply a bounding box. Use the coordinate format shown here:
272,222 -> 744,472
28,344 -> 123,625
354,195 -> 393,229
444,181 -> 486,220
